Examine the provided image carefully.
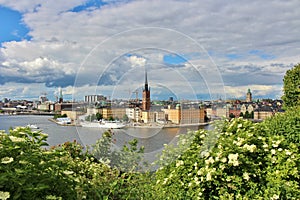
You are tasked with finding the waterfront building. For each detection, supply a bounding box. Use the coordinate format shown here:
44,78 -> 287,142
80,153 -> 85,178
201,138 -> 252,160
126,107 -> 141,122
38,103 -> 50,111
54,103 -> 76,112
163,104 -> 181,124
163,103 -> 205,124
61,108 -> 84,121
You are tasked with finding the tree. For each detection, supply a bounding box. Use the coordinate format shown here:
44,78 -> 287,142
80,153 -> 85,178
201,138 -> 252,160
282,63 -> 300,109
239,112 -> 244,117
229,113 -> 235,119
96,112 -> 103,121
122,114 -> 129,122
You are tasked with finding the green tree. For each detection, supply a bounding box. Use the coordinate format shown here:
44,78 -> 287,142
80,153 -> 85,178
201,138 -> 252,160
282,63 -> 300,109
96,112 -> 103,121
229,113 -> 235,119
122,114 -> 129,122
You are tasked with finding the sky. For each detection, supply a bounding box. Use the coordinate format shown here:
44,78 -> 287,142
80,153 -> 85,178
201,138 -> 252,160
0,0 -> 300,101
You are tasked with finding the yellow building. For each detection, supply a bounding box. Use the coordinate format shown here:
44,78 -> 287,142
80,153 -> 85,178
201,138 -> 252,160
102,107 -> 126,120
163,104 -> 205,124
61,108 -> 84,121
254,107 -> 274,120
141,111 -> 165,123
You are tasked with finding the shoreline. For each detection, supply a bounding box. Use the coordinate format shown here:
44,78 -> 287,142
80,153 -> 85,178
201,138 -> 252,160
127,122 -> 209,129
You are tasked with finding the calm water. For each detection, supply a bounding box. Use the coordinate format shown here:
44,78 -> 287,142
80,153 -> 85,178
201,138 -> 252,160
0,115 -> 208,164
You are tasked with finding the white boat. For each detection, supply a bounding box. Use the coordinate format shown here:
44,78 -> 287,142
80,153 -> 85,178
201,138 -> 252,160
99,121 -> 125,129
81,121 -> 101,128
26,124 -> 39,129
56,117 -> 72,125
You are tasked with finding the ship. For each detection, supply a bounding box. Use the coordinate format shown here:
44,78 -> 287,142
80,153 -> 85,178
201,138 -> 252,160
81,120 -> 125,129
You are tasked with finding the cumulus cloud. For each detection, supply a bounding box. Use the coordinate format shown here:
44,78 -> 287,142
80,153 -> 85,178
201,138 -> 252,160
127,55 -> 146,67
1,0 -> 300,100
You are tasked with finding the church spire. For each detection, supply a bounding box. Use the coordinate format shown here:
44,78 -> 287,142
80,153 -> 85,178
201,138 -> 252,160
144,68 -> 149,91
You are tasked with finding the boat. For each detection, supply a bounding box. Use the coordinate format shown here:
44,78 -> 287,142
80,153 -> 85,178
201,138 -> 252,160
56,117 -> 72,125
26,124 -> 39,129
99,121 -> 126,129
80,120 -> 125,129
80,121 -> 101,128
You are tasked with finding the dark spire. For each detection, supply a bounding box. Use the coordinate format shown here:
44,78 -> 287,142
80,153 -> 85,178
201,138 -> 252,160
144,68 -> 148,91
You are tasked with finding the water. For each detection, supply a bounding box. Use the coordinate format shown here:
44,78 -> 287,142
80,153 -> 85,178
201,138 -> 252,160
0,115 -> 208,166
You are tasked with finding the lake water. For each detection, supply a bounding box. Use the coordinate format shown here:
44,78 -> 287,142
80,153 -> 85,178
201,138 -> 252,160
0,115 -> 208,166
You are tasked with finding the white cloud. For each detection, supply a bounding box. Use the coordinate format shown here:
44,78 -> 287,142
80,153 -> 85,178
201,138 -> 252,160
127,55 -> 146,67
1,0 -> 300,100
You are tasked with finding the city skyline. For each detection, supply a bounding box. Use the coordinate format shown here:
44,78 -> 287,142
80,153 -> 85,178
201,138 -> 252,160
1,1 -> 300,101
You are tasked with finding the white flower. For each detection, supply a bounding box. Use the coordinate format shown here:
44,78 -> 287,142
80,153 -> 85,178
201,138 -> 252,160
176,160 -> 184,167
63,170 -> 74,175
228,153 -> 239,166
8,136 -> 25,143
237,123 -> 243,128
271,194 -> 280,200
163,178 -> 168,185
197,169 -> 203,175
271,149 -> 276,155
221,157 -> 227,163
272,140 -> 281,148
243,144 -> 256,152
205,157 -> 215,165
263,143 -> 268,149
285,149 -> 292,155
243,172 -> 250,181
1,157 -> 14,164
206,172 -> 212,181
0,191 -> 10,200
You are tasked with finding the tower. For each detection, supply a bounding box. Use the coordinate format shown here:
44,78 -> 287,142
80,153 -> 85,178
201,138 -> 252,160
246,88 -> 252,102
142,69 -> 151,111
58,87 -> 63,103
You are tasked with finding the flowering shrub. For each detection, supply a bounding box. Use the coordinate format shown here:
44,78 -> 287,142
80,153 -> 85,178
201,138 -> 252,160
0,127 -> 153,199
153,117 -> 300,199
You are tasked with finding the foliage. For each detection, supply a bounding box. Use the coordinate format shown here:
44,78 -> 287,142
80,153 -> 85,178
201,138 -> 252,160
262,106 -> 300,148
96,112 -> 103,121
85,114 -> 97,122
153,117 -> 300,199
282,63 -> 300,109
243,111 -> 254,119
92,130 -> 146,172
0,127 -> 153,199
122,114 -> 129,122
229,113 -> 235,119
53,113 -> 67,119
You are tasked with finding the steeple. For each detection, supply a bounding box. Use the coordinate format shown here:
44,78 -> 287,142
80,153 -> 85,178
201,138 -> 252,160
144,68 -> 149,91
142,68 -> 150,111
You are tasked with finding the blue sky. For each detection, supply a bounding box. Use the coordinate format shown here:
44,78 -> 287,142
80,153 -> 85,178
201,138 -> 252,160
0,0 -> 299,101
0,6 -> 31,44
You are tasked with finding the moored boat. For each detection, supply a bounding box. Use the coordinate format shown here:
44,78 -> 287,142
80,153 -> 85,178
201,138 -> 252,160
26,124 -> 39,129
99,121 -> 125,129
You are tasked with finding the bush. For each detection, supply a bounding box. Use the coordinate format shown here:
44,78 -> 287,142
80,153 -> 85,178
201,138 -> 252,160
0,127 -> 153,199
153,117 -> 300,199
